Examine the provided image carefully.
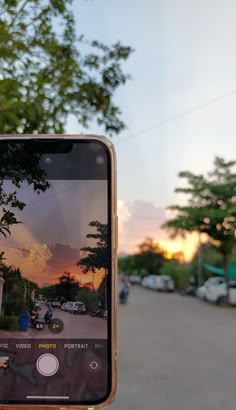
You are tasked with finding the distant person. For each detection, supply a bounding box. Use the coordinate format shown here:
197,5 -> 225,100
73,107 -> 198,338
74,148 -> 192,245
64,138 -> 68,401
119,276 -> 130,304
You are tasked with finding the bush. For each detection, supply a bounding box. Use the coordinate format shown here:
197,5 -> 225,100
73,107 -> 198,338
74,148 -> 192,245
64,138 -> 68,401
0,316 -> 19,331
160,259 -> 190,289
78,288 -> 98,312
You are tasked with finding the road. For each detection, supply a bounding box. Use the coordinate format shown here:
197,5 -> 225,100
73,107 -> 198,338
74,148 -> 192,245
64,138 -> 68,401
0,308 -> 107,339
28,307 -> 107,339
109,286 -> 236,410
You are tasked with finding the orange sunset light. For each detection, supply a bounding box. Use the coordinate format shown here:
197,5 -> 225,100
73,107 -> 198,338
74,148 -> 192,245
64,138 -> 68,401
120,232 -> 201,263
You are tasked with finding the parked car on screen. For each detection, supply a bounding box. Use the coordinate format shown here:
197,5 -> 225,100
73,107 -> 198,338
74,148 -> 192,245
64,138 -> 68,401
62,302 -> 74,312
70,302 -> 86,315
52,301 -> 61,309
205,281 -> 236,305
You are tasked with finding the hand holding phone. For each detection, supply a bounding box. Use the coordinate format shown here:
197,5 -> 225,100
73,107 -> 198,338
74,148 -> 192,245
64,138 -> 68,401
0,135 -> 117,409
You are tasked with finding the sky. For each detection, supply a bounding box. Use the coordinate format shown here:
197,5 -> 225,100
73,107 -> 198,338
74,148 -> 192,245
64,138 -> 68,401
2,180 -> 107,288
66,0 -> 236,259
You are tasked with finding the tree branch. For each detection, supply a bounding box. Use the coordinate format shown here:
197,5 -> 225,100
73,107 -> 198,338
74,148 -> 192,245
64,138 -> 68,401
7,0 -> 30,32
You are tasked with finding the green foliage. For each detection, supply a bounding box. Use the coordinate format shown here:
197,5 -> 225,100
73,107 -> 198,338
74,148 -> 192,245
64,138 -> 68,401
0,316 -> 19,331
118,237 -> 166,276
42,272 -> 80,301
163,157 -> 236,273
0,0 -> 133,134
78,287 -> 98,312
56,271 -> 80,301
0,142 -> 50,237
118,254 -> 136,276
160,259 -> 190,289
190,242 -> 224,283
133,237 -> 166,275
0,209 -> 21,238
78,221 -> 109,273
1,265 -> 39,315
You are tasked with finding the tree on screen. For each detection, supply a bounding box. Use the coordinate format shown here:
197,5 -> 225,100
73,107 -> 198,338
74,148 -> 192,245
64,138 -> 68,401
0,264 -> 39,315
55,271 -> 80,301
77,221 -> 108,296
0,0 -> 133,134
0,143 -> 50,240
77,221 -> 109,273
162,157 -> 236,303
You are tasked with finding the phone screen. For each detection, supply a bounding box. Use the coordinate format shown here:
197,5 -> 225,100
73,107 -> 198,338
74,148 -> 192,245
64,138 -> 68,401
0,138 -> 114,406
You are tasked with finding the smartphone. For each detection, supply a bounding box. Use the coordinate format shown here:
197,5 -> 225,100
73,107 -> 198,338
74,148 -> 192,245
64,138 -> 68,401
0,135 -> 117,409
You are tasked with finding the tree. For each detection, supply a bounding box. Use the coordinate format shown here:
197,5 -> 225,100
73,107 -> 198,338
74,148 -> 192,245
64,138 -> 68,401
0,141 -> 50,248
0,264 -> 39,315
133,237 -> 166,275
0,0 -> 133,134
160,259 -> 190,289
118,254 -> 136,276
190,242 -> 224,284
163,157 -> 236,301
77,286 -> 98,312
78,221 -> 109,273
55,271 -> 80,301
77,220 -> 108,297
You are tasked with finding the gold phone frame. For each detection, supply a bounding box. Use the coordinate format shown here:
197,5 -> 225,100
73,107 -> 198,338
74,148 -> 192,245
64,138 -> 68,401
0,134 -> 118,410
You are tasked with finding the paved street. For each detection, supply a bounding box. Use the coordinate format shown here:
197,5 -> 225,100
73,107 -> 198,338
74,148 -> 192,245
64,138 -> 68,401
28,308 -> 107,339
110,286 -> 236,410
0,308 -> 107,339
29,309 -> 107,339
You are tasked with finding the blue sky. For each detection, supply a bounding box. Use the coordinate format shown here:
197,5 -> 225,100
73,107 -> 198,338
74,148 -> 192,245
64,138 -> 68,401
66,0 -> 236,256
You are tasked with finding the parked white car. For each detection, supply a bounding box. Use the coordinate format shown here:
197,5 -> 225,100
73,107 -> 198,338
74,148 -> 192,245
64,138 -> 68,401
142,275 -> 174,292
205,280 -> 236,305
156,275 -> 175,292
146,275 -> 159,290
70,302 -> 86,315
141,276 -> 150,288
62,301 -> 87,314
196,277 -> 225,300
129,275 -> 142,285
62,302 -> 74,312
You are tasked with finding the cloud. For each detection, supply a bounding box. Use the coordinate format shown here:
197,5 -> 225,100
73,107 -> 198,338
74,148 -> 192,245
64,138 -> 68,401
118,200 -> 166,253
117,200 -> 132,243
118,199 -> 199,260
46,243 -> 80,268
20,244 -> 52,265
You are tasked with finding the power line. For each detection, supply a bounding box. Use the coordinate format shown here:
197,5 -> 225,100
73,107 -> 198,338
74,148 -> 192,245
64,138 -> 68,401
25,180 -> 85,207
115,88 -> 236,144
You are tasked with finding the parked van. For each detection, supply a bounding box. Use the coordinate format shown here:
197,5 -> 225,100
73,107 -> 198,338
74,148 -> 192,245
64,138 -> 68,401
142,275 -> 174,292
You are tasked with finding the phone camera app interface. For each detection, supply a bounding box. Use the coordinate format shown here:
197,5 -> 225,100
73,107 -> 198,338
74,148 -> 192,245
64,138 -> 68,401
0,140 -> 111,406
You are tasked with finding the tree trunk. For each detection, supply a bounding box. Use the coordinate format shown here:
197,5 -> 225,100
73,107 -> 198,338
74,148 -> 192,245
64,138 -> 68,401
223,253 -> 230,304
